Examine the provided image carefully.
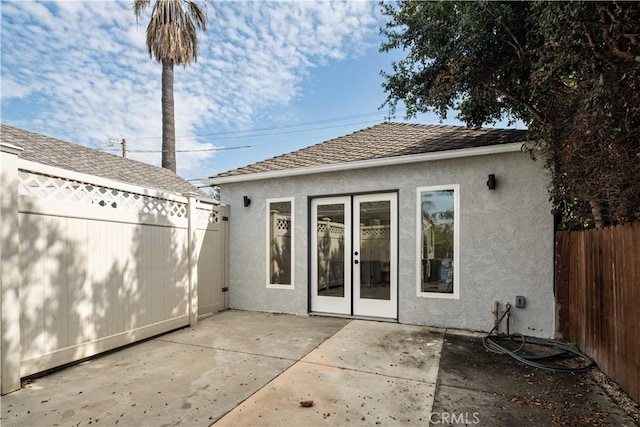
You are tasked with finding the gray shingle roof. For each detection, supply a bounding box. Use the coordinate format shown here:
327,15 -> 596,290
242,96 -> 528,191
214,122 -> 527,179
1,124 -> 200,195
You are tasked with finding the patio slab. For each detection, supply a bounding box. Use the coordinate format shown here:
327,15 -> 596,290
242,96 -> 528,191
302,320 -> 444,381
0,311 -> 349,427
161,310 -> 351,360
214,320 -> 443,426
2,340 -> 292,426
214,360 -> 437,427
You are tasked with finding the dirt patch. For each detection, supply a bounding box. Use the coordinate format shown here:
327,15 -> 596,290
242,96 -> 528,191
431,333 -> 635,426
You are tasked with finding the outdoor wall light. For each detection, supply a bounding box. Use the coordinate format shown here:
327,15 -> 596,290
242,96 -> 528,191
487,174 -> 497,190
243,196 -> 251,207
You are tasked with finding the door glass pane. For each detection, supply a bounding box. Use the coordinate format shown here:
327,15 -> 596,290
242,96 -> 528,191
420,190 -> 454,293
317,204 -> 345,297
359,201 -> 391,300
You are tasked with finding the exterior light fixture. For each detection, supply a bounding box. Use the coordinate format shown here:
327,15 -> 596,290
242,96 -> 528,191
243,196 -> 251,207
487,174 -> 496,190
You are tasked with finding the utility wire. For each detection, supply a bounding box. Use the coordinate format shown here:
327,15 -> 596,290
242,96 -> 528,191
128,109 -> 399,142
102,118 -> 383,154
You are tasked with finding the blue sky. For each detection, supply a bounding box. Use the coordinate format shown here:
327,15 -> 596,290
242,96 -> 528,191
1,1 -> 517,185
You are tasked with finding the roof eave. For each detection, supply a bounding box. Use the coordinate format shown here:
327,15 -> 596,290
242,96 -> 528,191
204,142 -> 524,186
1,142 -> 24,155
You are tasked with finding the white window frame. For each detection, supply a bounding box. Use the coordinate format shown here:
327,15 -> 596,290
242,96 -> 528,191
416,184 -> 460,299
266,197 -> 295,289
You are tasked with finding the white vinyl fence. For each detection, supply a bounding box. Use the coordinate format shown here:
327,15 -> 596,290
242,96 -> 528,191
1,144 -> 228,394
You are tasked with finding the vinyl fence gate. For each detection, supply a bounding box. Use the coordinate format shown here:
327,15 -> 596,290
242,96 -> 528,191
1,144 -> 229,395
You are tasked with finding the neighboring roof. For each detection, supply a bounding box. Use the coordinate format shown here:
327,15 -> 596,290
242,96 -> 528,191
210,122 -> 527,184
1,124 -> 200,195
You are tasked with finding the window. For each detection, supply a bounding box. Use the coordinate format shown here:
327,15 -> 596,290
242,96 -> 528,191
416,185 -> 459,298
266,197 -> 294,288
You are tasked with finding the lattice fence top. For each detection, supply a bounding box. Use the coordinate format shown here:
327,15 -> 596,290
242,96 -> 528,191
361,225 -> 391,238
195,206 -> 220,224
271,213 -> 291,239
276,218 -> 290,231
317,221 -> 345,238
18,170 -> 188,218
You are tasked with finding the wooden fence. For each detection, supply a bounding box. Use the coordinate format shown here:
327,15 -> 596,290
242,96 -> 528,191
555,223 -> 639,403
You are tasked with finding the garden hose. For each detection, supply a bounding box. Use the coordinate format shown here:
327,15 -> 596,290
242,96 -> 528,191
483,304 -> 594,373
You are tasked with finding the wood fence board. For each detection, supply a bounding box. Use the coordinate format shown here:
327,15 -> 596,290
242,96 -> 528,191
594,228 -> 606,375
624,223 -> 639,402
585,230 -> 595,360
611,225 -> 623,392
554,233 -> 571,339
570,232 -> 578,344
566,231 -> 577,342
578,231 -> 587,349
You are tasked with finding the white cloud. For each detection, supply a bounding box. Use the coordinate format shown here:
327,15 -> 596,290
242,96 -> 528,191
1,0 -> 383,177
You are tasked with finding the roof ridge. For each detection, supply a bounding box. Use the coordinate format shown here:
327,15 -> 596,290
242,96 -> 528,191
212,122 -> 527,179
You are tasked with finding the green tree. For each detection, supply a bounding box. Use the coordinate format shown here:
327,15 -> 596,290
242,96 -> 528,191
381,1 -> 640,229
134,0 -> 207,173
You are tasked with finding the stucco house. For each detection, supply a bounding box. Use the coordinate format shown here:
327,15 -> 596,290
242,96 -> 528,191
206,122 -> 555,337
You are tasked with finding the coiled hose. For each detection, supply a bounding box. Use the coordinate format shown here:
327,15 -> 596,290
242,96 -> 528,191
483,304 -> 594,373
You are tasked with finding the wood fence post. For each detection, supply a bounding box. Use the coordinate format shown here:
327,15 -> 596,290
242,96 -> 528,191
1,143 -> 23,395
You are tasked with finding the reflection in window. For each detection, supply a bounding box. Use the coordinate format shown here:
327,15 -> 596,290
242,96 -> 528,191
317,204 -> 345,297
268,199 -> 293,286
419,189 -> 455,294
359,201 -> 391,300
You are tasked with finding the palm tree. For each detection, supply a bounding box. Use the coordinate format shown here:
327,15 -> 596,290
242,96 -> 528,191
133,0 -> 207,173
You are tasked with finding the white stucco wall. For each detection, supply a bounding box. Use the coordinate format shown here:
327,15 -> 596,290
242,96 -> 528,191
219,151 -> 555,337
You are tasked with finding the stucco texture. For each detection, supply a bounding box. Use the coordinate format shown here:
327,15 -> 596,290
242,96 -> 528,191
220,151 -> 555,337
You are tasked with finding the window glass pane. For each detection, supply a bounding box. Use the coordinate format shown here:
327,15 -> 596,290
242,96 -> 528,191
420,190 -> 454,293
269,200 -> 291,285
317,204 -> 345,297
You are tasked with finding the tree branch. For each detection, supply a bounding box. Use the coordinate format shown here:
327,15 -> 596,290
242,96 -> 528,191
481,3 -> 525,59
599,9 -> 636,60
583,23 -> 608,60
489,86 -> 546,125
624,33 -> 638,46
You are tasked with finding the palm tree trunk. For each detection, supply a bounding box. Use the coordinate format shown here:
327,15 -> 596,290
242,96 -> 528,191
161,60 -> 176,172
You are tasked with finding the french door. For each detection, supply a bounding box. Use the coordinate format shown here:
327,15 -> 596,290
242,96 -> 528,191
310,193 -> 397,319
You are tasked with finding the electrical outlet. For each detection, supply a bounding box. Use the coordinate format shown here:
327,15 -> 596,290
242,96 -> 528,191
515,296 -> 526,308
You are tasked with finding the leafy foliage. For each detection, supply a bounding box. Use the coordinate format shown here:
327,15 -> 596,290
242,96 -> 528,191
381,1 -> 640,229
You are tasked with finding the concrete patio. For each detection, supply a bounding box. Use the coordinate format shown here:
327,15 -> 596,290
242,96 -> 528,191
0,311 -> 443,426
1,310 -> 636,426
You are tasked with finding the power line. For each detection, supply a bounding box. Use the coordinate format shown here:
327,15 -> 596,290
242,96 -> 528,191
102,144 -> 254,154
102,118 -> 383,154
127,109 -> 401,142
